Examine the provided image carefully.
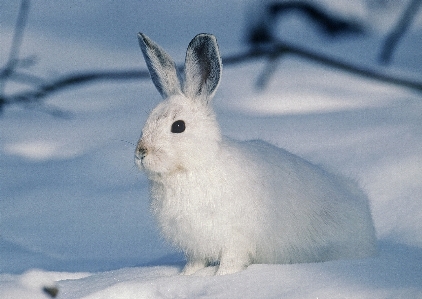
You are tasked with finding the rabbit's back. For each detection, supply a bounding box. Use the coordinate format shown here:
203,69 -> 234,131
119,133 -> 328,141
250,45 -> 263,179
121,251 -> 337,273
229,138 -> 377,263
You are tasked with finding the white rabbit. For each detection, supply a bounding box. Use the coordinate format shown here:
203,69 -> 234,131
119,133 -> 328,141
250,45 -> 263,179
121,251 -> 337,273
135,33 -> 377,276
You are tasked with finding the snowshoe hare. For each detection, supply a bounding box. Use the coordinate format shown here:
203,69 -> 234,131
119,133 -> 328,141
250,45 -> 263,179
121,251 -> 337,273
135,33 -> 377,275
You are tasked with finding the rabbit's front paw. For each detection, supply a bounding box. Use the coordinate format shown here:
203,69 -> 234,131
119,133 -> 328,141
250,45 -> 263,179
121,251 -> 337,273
181,260 -> 207,275
216,264 -> 247,276
216,251 -> 250,275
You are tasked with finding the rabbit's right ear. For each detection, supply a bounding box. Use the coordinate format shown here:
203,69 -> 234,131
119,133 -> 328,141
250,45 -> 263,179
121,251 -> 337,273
138,33 -> 182,99
184,34 -> 222,104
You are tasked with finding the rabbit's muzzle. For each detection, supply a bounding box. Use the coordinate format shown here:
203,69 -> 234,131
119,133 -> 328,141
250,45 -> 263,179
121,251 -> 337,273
135,136 -> 181,174
135,142 -> 148,168
134,140 -> 148,167
136,145 -> 148,160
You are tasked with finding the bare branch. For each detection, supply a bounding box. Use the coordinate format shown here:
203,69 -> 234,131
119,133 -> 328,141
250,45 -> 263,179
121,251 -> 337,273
246,1 -> 364,45
0,0 -> 30,91
268,1 -> 364,36
379,0 -> 422,64
8,72 -> 46,86
3,69 -> 150,106
255,52 -> 285,89
269,40 -> 422,92
2,40 -> 421,111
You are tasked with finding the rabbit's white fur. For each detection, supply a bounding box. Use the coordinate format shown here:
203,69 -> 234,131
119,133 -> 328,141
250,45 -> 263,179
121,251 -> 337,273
135,33 -> 377,275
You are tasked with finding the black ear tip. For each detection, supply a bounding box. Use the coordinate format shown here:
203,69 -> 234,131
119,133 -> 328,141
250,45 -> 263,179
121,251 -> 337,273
193,33 -> 216,44
138,33 -> 154,52
196,33 -> 214,38
137,33 -> 147,42
188,33 -> 220,57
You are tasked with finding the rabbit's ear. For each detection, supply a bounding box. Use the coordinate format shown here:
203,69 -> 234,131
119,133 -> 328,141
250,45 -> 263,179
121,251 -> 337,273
184,34 -> 222,104
138,33 -> 182,99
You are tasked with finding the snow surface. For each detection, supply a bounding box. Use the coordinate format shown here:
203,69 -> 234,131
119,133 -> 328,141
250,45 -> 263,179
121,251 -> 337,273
1,0 -> 422,298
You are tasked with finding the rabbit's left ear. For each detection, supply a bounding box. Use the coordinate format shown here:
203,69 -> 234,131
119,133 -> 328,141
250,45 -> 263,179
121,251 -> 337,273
138,33 -> 182,99
184,34 -> 222,104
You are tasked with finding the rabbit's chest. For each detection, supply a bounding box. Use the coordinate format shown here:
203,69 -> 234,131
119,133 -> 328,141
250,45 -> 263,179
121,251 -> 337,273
158,184 -> 222,225
150,177 -> 234,242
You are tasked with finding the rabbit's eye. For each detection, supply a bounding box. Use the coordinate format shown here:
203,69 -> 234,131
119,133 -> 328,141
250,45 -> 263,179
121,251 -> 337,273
171,120 -> 185,133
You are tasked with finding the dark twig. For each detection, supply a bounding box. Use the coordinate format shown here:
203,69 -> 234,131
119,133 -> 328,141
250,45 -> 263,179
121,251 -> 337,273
8,71 -> 46,86
3,69 -> 150,106
43,286 -> 59,298
268,1 -> 364,36
0,0 -> 31,113
247,1 -> 364,45
269,40 -> 422,92
255,52 -> 285,89
379,0 -> 422,64
0,0 -> 30,92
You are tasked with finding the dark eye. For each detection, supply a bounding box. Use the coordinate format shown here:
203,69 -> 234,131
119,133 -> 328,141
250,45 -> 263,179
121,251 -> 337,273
171,120 -> 185,133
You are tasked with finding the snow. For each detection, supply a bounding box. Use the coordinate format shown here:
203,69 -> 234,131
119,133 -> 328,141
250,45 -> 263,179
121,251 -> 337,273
1,0 -> 422,298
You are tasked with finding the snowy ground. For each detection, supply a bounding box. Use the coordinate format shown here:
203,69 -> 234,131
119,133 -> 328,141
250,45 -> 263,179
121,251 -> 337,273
1,1 -> 422,298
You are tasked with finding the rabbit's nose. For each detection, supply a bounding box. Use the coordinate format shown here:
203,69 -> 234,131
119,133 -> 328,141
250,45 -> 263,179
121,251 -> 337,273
135,145 -> 148,160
